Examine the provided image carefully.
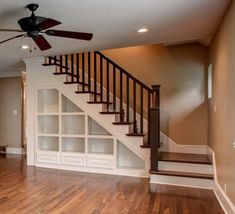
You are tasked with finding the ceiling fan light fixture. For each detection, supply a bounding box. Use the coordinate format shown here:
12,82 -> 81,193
21,45 -> 29,50
137,27 -> 150,33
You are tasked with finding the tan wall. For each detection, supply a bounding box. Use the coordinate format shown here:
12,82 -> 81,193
0,77 -> 22,148
209,1 -> 235,205
102,43 -> 208,145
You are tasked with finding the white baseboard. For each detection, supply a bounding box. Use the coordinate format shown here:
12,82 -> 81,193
6,147 -> 25,155
214,182 -> 235,214
207,146 -> 235,214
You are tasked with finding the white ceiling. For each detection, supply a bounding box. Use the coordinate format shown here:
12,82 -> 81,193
0,0 -> 230,72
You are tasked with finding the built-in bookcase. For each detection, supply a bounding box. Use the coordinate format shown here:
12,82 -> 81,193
36,88 -> 145,172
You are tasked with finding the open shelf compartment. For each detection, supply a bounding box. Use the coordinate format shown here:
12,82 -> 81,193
88,116 -> 111,136
61,94 -> 83,113
88,138 -> 114,155
62,137 -> 85,153
61,115 -> 85,135
116,141 -> 145,169
38,115 -> 59,134
37,136 -> 59,152
37,89 -> 59,113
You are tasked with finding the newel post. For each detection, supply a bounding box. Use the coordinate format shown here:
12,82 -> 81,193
149,85 -> 161,172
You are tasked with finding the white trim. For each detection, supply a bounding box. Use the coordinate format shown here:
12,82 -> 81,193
35,162 -> 149,178
150,174 -> 215,189
160,132 -> 209,154
208,146 -> 235,214
6,147 -> 25,154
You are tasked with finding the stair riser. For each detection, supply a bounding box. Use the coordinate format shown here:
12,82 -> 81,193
158,161 -> 213,175
150,174 -> 215,189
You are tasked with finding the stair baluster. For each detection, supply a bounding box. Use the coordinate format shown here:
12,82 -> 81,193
82,53 -> 85,92
113,66 -> 116,110
106,60 -> 110,109
88,52 -> 91,92
94,52 -> 97,102
126,76 -> 130,123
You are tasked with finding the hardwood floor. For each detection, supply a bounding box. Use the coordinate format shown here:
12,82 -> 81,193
0,154 -> 223,214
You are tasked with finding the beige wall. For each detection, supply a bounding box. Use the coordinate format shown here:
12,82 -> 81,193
209,1 -> 235,205
0,77 -> 22,148
102,43 -> 208,145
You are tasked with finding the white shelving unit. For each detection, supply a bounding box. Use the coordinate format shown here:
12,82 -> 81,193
35,88 -> 145,174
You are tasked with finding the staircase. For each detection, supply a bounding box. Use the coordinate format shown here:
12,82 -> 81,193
41,51 -> 214,189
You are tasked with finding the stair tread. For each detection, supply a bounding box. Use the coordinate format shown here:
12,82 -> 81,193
100,111 -> 120,114
113,122 -> 134,125
126,133 -> 145,137
159,152 -> 212,165
75,91 -> 101,95
150,170 -> 213,180
140,144 -> 150,148
64,81 -> 89,86
88,101 -> 112,104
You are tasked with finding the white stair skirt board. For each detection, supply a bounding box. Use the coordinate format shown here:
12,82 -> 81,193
150,174 -> 215,189
158,161 -> 213,175
160,132 -> 209,155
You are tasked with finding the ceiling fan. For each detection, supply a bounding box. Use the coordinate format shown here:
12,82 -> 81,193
0,3 -> 93,51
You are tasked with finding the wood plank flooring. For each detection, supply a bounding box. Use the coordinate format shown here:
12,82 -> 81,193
0,154 -> 223,214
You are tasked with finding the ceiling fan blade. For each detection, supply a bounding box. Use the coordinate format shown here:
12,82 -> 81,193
0,29 -> 23,33
38,18 -> 61,30
0,34 -> 25,44
45,30 -> 93,41
33,35 -> 51,51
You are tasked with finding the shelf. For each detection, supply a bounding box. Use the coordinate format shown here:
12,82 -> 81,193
61,112 -> 85,116
37,89 -> 59,113
88,116 -> 111,136
38,115 -> 59,134
37,113 -> 59,116
37,134 -> 59,137
62,137 -> 85,153
61,115 -> 85,135
37,136 -> 59,152
61,94 -> 83,113
87,135 -> 114,139
61,134 -> 85,138
88,138 -> 114,155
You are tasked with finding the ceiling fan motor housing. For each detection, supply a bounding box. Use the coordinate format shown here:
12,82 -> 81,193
18,16 -> 46,36
18,3 -> 46,37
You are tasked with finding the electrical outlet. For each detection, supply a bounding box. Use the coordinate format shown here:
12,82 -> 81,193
224,184 -> 227,193
12,110 -> 18,115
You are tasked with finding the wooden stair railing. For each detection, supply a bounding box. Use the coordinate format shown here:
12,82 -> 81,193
44,51 -> 161,171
